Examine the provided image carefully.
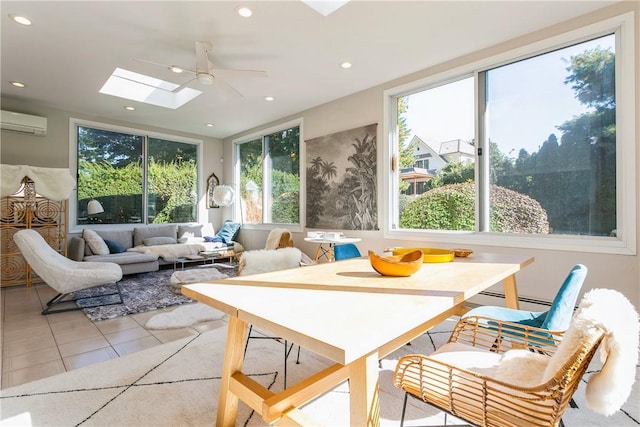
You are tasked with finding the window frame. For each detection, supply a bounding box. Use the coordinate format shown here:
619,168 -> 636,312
69,118 -> 203,232
383,12 -> 636,255
232,118 -> 304,232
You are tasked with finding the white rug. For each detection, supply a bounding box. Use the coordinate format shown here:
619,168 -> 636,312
144,303 -> 226,330
1,318 -> 638,426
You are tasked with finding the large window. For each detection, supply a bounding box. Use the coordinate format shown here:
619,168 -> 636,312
235,121 -> 301,226
75,123 -> 200,226
388,14 -> 635,254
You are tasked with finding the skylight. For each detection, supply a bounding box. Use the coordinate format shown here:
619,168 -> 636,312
99,68 -> 202,109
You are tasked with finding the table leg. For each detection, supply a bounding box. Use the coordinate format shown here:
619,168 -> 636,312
217,316 -> 248,427
503,274 -> 520,309
348,351 -> 380,427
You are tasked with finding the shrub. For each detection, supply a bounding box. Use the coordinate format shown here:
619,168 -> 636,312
400,182 -> 549,234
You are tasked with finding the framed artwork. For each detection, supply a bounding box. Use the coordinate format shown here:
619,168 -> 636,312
305,123 -> 378,230
206,173 -> 220,208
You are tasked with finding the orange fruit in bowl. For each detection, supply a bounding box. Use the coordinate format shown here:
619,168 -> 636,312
368,250 -> 424,277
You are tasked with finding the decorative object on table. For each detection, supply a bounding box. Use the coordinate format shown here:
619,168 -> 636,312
462,263 -> 587,331
206,172 -> 220,208
453,248 -> 473,257
393,288 -> 639,426
388,247 -> 454,263
305,123 -> 377,230
368,249 -> 423,277
13,229 -> 123,314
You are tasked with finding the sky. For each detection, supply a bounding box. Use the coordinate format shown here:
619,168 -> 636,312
404,34 -> 615,157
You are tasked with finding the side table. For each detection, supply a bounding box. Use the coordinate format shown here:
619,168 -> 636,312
303,236 -> 361,262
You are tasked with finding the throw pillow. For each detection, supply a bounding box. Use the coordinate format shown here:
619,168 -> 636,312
103,238 -> 126,254
216,221 -> 241,244
83,229 -> 110,255
143,236 -> 177,246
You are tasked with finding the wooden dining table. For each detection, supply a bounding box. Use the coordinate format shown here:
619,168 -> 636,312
182,252 -> 533,426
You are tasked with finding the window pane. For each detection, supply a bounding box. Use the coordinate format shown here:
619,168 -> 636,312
239,138 -> 263,224
397,77 -> 475,230
265,127 -> 300,224
77,126 -> 143,225
487,34 -> 615,236
238,125 -> 301,225
148,138 -> 198,224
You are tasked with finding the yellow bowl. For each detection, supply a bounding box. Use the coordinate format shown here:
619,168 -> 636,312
369,250 -> 423,277
390,247 -> 454,263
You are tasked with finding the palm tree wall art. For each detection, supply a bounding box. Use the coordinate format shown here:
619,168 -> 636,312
305,124 -> 378,230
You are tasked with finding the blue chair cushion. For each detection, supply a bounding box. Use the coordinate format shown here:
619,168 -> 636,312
334,243 -> 361,261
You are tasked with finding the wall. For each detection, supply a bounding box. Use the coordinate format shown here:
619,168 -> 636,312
224,2 -> 640,308
0,98 -> 227,229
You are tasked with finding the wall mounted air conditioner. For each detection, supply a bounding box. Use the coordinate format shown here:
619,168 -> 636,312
0,110 -> 47,136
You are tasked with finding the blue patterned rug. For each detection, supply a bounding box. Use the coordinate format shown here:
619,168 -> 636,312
73,265 -> 237,322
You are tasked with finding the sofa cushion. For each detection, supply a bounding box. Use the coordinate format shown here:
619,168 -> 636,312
143,236 -> 177,246
216,221 -> 241,244
85,252 -> 158,265
96,229 -> 134,250
104,238 -> 127,254
83,229 -> 109,255
133,225 -> 177,247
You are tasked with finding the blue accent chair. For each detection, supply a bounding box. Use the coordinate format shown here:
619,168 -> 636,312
463,264 -> 587,331
334,243 -> 361,261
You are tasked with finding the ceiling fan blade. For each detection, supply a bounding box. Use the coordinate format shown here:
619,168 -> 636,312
172,77 -> 197,93
135,58 -> 171,68
216,79 -> 244,98
211,68 -> 268,80
195,41 -> 212,74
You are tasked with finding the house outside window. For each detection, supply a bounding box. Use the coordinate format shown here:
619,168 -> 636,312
235,120 -> 301,226
387,13 -> 635,254
74,122 -> 200,226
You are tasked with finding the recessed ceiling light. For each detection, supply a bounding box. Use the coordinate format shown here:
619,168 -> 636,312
124,106 -> 136,111
169,66 -> 183,73
205,123 -> 215,127
10,81 -> 26,88
341,62 -> 352,69
264,96 -> 274,102
236,6 -> 252,17
9,14 -> 31,26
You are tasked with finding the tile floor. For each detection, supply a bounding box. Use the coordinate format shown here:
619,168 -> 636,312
1,282 -> 223,390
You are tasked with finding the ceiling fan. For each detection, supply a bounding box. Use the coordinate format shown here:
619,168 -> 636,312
137,41 -> 267,95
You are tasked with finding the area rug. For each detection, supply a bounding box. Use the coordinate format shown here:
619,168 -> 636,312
73,265 -> 237,322
144,303 -> 226,330
1,319 -> 637,426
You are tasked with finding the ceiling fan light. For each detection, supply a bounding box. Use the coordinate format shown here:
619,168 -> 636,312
197,73 -> 214,85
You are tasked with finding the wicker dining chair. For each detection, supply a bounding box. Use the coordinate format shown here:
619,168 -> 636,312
394,315 -> 604,427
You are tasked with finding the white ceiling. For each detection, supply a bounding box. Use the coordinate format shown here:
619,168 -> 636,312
1,1 -> 615,139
